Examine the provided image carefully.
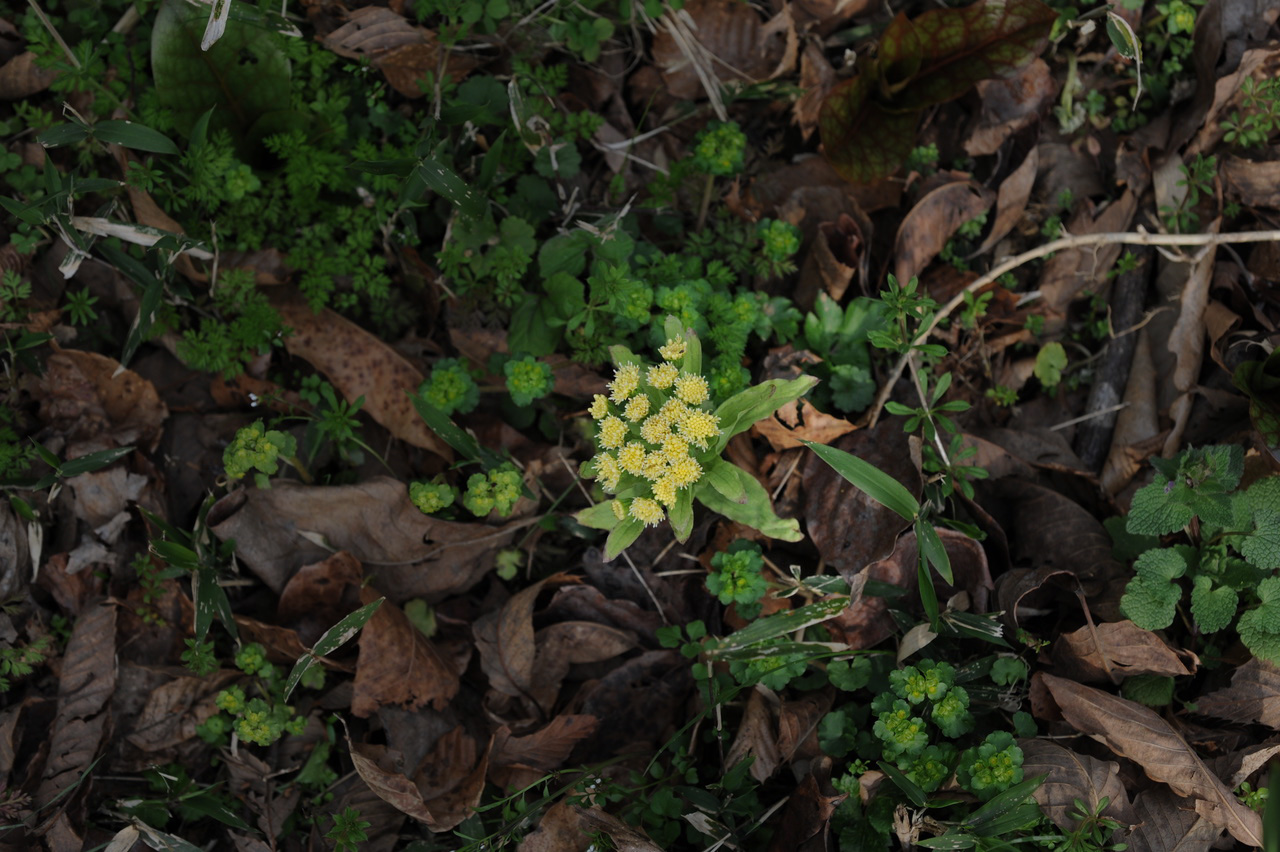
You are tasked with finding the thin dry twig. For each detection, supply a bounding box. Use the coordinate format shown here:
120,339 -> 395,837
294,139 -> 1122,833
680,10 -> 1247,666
862,228 -> 1280,427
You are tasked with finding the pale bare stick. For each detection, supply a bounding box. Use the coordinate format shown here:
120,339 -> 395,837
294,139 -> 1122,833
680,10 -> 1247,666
862,228 -> 1280,428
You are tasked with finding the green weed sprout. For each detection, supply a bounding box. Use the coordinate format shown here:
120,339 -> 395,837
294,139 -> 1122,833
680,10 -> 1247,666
420,358 -> 480,416
874,700 -> 930,761
757,219 -> 801,263
691,121 -> 747,176
958,731 -> 1024,801
223,420 -> 301,486
463,462 -> 523,518
576,317 -> 814,559
504,355 -> 554,406
707,540 -> 769,619
410,480 -> 457,514
202,644 -> 308,748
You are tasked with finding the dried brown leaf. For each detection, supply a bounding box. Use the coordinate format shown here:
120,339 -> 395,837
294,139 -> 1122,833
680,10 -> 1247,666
124,670 -> 239,753
1051,620 -> 1194,683
1020,738 -> 1133,832
1128,787 -> 1222,852
413,727 -> 492,831
976,145 -> 1038,254
1041,673 -> 1261,846
0,51 -> 59,99
37,350 -> 168,450
517,800 -> 593,852
352,586 -> 459,717
34,604 -> 117,817
1038,191 -> 1137,332
1223,156 -> 1280,210
726,686 -> 782,783
893,181 -> 994,286
1102,328 -> 1162,496
531,621 -> 636,712
1197,657 -> 1280,729
753,397 -> 856,451
207,477 -> 523,600
651,0 -> 782,99
574,806 -> 665,852
1162,220 -> 1219,456
272,295 -> 451,460
348,740 -> 438,825
963,59 -> 1055,156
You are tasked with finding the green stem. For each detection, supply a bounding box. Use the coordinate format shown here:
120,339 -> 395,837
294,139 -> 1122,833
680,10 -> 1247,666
696,173 -> 714,232
282,454 -> 313,485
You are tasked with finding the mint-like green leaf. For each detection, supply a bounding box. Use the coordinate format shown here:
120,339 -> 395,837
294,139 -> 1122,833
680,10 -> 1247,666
1239,578 -> 1280,663
1190,575 -> 1237,634
1119,547 -> 1189,630
1127,478 -> 1192,536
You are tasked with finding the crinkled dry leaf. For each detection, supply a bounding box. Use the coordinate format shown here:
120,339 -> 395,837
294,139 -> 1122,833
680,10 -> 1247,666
0,51 -> 60,99
517,800 -> 594,852
753,397 -> 855,451
272,294 -> 451,460
34,604 -> 117,817
352,586 -> 459,716
893,180 -> 994,286
1222,156 -> 1280,210
1038,191 -> 1137,332
651,0 -> 784,99
320,6 -> 475,97
964,59 -> 1055,156
490,715 -> 599,789
531,621 -> 636,712
38,349 -> 168,450
207,477 -> 523,600
976,145 -> 1038,255
1020,738 -> 1133,832
1128,787 -> 1222,852
1041,674 -> 1261,847
1161,220 -> 1219,456
1197,657 -> 1280,729
725,686 -> 782,783
574,806 -> 666,852
1051,620 -> 1194,683
414,727 -> 492,831
473,574 -> 577,706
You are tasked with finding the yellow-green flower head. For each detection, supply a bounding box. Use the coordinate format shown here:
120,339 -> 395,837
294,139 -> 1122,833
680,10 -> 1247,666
652,475 -> 678,506
658,398 -> 690,425
589,394 -> 610,419
623,394 -> 651,422
677,410 -> 721,448
659,337 -> 687,361
596,452 -> 622,491
598,415 -> 628,449
618,442 -> 647,476
668,456 -> 702,487
647,362 -> 678,390
640,414 -> 674,445
611,499 -> 627,520
630,497 -> 665,526
661,434 -> 688,462
609,363 -> 641,403
642,451 -> 668,481
674,373 -> 710,405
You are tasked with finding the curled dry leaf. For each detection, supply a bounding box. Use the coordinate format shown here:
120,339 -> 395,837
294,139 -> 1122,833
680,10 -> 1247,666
473,574 -> 579,711
1041,673 -> 1262,847
0,51 -> 59,99
764,773 -> 844,852
413,726 -> 492,831
1019,738 -> 1134,832
893,180 -> 994,286
753,397 -> 856,451
531,621 -> 637,713
34,604 -> 117,817
271,294 -> 451,461
1051,620 -> 1194,684
321,6 -> 474,97
352,586 -> 460,717
963,59 -> 1056,156
517,800 -> 594,852
1101,329 -> 1162,496
1222,156 -> 1280,210
276,550 -> 364,646
1197,657 -> 1280,729
574,806 -> 666,852
37,349 -> 168,450
976,145 -> 1038,255
208,476 -> 523,601
490,714 -> 599,789
1161,220 -> 1219,456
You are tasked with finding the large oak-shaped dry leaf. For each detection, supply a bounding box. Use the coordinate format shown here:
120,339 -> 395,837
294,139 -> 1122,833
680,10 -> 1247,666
38,349 -> 168,450
1041,674 -> 1261,846
1020,739 -> 1133,832
1197,657 -> 1280,729
272,295 -> 450,460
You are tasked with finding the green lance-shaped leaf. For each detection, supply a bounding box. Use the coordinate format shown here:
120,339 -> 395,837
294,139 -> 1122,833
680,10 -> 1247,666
284,597 -> 384,700
92,120 -> 180,155
707,597 -> 849,658
802,440 -> 920,522
713,375 -> 819,452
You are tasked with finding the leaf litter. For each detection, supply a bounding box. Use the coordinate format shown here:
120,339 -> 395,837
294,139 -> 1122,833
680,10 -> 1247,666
1,0 -> 1280,848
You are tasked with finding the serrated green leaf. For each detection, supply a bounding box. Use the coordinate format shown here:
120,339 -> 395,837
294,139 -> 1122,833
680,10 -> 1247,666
1120,546 -> 1189,630
1127,478 -> 1193,536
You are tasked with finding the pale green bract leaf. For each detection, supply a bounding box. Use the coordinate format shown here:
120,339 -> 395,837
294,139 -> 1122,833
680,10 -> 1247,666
703,458 -> 747,504
695,463 -> 802,542
1190,575 -> 1237,634
576,501 -> 621,531
713,376 -> 819,451
604,517 -> 644,561
669,486 -> 694,542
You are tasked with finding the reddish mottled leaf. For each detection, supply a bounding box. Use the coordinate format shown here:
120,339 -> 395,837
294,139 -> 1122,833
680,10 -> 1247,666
819,0 -> 1054,182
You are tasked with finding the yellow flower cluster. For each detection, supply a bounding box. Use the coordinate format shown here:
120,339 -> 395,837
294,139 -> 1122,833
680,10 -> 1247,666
587,339 -> 722,527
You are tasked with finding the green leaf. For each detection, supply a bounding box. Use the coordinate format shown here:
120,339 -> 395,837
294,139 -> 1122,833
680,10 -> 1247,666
98,244 -> 164,369
151,0 -> 299,150
703,458 -> 748,504
713,376 -> 818,449
409,392 -> 506,469
707,597 -> 849,657
1034,342 -> 1067,388
669,485 -> 694,542
1234,351 -> 1280,462
802,440 -> 919,521
694,464 -> 802,542
576,500 -> 622,531
403,156 -> 486,218
192,564 -> 236,643
879,761 -> 928,807
917,520 -> 954,585
284,597 -> 384,700
1127,478 -> 1193,536
59,447 -> 134,477
37,123 -> 90,148
92,120 -> 180,155
604,516 -> 644,561
1191,575 -> 1237,633
1119,546 -> 1190,630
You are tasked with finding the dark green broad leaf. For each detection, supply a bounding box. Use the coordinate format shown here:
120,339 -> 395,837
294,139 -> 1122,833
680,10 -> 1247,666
403,156 -> 486,218
92,120 -> 180,155
820,0 -> 1055,182
1234,349 -> 1280,463
151,0 -> 304,150
694,463 -> 803,542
